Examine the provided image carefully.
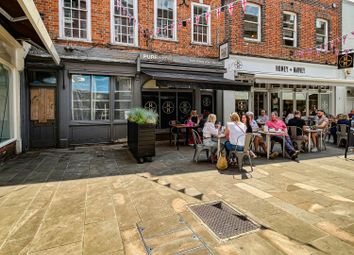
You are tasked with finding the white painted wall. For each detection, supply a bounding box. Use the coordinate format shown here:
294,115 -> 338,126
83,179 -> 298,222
340,0 -> 354,114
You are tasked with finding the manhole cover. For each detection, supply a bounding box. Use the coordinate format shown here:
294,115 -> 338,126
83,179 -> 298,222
189,201 -> 260,241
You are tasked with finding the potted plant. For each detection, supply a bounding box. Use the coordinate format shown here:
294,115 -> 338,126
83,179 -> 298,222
127,108 -> 158,163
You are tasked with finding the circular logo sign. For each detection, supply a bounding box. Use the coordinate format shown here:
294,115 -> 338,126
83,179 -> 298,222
339,54 -> 353,69
237,101 -> 247,111
162,101 -> 175,114
179,101 -> 191,115
202,97 -> 211,107
144,101 -> 157,112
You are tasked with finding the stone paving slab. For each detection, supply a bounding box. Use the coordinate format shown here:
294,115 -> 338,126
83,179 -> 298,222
0,143 -> 353,254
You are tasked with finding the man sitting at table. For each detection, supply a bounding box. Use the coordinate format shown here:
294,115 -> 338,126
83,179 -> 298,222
287,111 -> 307,151
310,110 -> 329,152
266,112 -> 299,160
257,109 -> 269,125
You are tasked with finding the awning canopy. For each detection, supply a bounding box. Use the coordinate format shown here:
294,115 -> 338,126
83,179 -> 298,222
255,74 -> 354,87
142,70 -> 251,91
0,0 -> 60,64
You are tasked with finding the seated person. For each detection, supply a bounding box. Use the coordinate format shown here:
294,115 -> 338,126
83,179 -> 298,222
266,112 -> 299,160
288,110 -> 307,138
191,110 -> 200,125
224,112 -> 246,162
331,114 -> 350,145
257,109 -> 269,125
310,110 -> 329,152
202,114 -> 221,160
246,111 -> 267,155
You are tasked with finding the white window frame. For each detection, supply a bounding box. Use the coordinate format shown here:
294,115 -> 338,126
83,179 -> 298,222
110,0 -> 138,47
243,3 -> 261,42
315,18 -> 328,51
59,0 -> 92,42
191,2 -> 211,45
154,0 -> 177,41
283,11 -> 297,47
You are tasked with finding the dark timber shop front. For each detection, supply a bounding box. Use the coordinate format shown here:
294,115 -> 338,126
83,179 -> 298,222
23,47 -> 249,149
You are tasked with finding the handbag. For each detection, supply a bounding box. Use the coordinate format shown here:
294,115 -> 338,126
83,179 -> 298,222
216,152 -> 228,170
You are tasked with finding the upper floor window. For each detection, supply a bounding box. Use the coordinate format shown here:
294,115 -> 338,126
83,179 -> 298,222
192,3 -> 210,44
60,0 -> 91,40
243,4 -> 261,41
283,11 -> 297,47
316,19 -> 328,50
155,0 -> 177,40
111,0 -> 138,46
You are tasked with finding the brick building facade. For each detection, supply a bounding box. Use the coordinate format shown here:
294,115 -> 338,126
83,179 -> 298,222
24,0 -> 345,148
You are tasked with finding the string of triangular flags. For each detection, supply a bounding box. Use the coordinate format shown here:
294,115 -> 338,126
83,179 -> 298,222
115,0 -> 246,36
294,31 -> 354,58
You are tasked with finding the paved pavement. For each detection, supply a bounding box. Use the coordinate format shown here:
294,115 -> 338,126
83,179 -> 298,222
0,142 -> 353,255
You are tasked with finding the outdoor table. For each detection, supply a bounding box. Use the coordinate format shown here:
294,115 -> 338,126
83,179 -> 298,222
169,124 -> 198,150
258,130 -> 287,160
306,128 -> 324,152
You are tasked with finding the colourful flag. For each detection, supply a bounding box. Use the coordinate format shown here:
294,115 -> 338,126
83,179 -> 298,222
205,12 -> 210,23
178,20 -> 183,28
343,34 -> 348,45
335,49 -> 339,57
241,0 -> 248,12
216,8 -> 221,20
228,3 -> 234,15
195,15 -> 200,25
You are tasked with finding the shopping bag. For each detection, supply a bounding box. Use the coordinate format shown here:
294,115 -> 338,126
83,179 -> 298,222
216,152 -> 228,170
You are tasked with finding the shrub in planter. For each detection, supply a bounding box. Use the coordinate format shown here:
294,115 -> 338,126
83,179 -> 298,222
127,108 -> 158,163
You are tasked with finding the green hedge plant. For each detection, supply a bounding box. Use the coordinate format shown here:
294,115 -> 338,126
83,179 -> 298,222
128,108 -> 158,125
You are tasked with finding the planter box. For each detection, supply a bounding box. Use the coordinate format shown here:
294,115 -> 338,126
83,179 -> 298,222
128,121 -> 156,163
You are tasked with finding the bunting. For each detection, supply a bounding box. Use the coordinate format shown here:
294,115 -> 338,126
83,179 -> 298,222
228,3 -> 234,15
241,0 -> 248,12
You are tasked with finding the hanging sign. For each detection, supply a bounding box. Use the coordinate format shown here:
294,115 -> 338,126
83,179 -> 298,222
219,42 -> 229,61
338,53 -> 354,69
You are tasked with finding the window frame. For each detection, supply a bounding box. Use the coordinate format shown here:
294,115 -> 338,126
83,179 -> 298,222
70,74 -> 133,123
243,3 -> 261,42
59,0 -> 92,42
191,2 -> 211,45
315,18 -> 328,51
154,0 -> 178,41
282,11 -> 297,48
110,0 -> 139,47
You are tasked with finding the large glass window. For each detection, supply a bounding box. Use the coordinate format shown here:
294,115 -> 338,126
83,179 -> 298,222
61,0 -> 90,40
112,0 -> 136,45
72,74 -> 132,121
192,3 -> 210,44
114,78 -> 132,120
0,64 -> 10,143
243,4 -> 261,41
283,12 -> 297,47
316,19 -> 328,50
155,0 -> 176,39
296,92 -> 306,116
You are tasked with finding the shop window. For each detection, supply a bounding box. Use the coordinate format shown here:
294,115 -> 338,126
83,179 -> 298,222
60,0 -> 91,40
114,78 -> 132,120
111,0 -> 137,45
243,4 -> 261,41
283,92 -> 294,117
296,92 -> 306,116
283,12 -> 297,47
0,64 -> 11,143
72,75 -> 110,121
155,0 -> 176,40
192,3 -> 210,44
316,19 -> 328,50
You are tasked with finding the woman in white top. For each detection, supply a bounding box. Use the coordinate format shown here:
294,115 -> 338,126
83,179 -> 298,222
224,112 -> 246,156
202,114 -> 220,155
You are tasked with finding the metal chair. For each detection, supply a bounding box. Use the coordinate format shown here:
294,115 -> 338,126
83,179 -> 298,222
169,120 -> 183,145
191,129 -> 212,163
229,134 -> 254,176
287,126 -> 307,151
336,124 -> 348,147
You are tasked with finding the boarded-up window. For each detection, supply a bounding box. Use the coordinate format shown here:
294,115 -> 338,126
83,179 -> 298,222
30,88 -> 55,123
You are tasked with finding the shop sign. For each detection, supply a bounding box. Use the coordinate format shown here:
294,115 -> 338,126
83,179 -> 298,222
338,53 -> 354,69
275,65 -> 306,74
141,53 -> 173,63
219,42 -> 229,61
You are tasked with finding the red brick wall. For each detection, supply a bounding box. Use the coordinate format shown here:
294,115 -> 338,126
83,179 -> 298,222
34,0 -> 341,64
0,141 -> 16,162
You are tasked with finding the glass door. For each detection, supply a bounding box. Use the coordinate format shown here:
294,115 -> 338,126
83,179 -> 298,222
254,92 -> 267,118
295,92 -> 306,116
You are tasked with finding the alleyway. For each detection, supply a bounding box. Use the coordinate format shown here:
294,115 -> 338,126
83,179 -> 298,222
0,143 -> 353,254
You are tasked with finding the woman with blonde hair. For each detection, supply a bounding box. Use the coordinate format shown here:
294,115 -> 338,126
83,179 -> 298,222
224,112 -> 246,159
202,114 -> 221,160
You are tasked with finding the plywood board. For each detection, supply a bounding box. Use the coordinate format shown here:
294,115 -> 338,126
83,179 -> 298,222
30,88 -> 40,121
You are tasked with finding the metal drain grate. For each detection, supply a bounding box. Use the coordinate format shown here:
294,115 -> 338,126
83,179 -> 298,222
190,201 -> 260,241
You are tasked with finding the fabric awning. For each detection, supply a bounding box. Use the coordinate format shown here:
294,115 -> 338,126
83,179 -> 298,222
0,0 -> 60,64
255,74 -> 354,87
142,70 -> 251,91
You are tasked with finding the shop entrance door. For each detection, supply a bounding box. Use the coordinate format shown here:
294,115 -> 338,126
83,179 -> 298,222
28,71 -> 57,148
